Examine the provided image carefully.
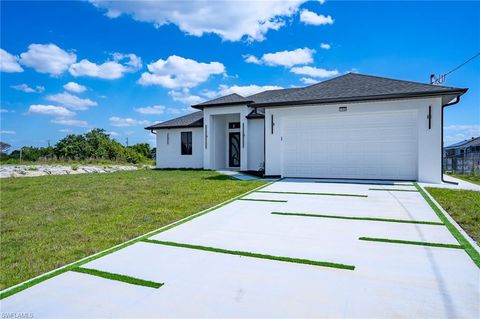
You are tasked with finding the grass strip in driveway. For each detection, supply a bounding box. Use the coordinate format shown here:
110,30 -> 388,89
72,267 -> 163,289
315,181 -> 414,186
271,212 -> 444,225
415,182 -> 480,268
368,188 -> 419,192
256,190 -> 367,198
359,237 -> 463,249
0,180 -> 275,300
239,198 -> 287,203
142,239 -> 355,271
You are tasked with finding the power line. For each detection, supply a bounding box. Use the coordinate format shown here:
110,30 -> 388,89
430,52 -> 480,84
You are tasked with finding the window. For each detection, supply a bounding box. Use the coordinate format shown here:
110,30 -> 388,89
228,122 -> 240,129
181,132 -> 192,155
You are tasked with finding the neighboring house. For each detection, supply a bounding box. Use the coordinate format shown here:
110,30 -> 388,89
443,137 -> 480,174
444,136 -> 480,158
146,73 -> 467,183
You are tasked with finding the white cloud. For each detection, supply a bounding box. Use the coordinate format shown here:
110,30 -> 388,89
245,48 -> 315,67
0,130 -> 16,135
218,84 -> 283,97
90,0 -> 306,42
243,55 -> 261,64
445,124 -> 480,145
200,89 -> 220,99
46,92 -> 97,110
300,77 -> 318,85
20,43 -> 76,75
300,9 -> 334,26
167,108 -> 182,115
134,105 -> 165,115
320,43 -> 331,50
11,84 -> 45,93
51,118 -> 89,127
108,131 -> 120,136
0,109 -> 15,113
69,53 -> 141,80
28,104 -> 75,117
63,82 -> 87,93
109,116 -> 150,127
0,49 -> 23,72
139,55 -> 225,89
168,88 -> 205,105
290,66 -> 338,78
59,128 -> 73,133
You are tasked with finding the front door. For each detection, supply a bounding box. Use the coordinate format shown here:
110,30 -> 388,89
229,132 -> 240,167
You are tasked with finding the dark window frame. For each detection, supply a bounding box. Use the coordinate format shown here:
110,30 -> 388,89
181,131 -> 193,155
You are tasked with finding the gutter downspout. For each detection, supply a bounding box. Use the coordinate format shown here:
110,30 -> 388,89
441,96 -> 461,185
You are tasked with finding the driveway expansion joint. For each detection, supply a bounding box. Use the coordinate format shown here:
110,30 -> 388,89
72,267 -> 163,289
358,237 -> 463,249
271,212 -> 444,225
142,239 -> 356,271
255,190 -> 368,198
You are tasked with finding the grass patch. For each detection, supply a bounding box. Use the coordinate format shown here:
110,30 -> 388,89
142,239 -> 355,271
447,174 -> 480,186
359,237 -> 463,249
416,183 -> 480,268
425,187 -> 480,246
238,198 -> 287,203
271,212 -> 443,225
368,188 -> 418,192
0,169 -> 266,291
71,267 -> 163,288
255,190 -> 367,198
0,177 -> 272,300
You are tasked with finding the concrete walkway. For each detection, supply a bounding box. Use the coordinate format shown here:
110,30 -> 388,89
1,179 -> 479,318
419,174 -> 480,191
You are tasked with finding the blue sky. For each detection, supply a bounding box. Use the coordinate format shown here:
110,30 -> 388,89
1,0 -> 479,150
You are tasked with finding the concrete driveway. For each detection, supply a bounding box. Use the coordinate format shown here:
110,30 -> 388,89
2,179 -> 479,318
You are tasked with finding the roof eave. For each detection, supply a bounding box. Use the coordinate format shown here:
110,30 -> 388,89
251,89 -> 468,108
145,124 -> 203,130
192,100 -> 253,110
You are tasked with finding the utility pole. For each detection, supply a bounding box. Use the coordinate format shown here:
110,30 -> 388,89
126,137 -> 129,147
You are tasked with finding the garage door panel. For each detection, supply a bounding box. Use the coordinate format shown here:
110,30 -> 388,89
282,111 -> 417,180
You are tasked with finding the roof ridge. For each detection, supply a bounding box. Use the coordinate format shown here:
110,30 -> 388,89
346,72 -> 461,90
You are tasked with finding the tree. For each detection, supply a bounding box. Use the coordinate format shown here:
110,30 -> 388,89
129,143 -> 151,158
0,141 -> 11,154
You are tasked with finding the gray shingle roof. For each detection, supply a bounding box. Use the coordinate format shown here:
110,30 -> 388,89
193,93 -> 252,107
191,73 -> 467,109
145,111 -> 203,130
253,73 -> 467,106
246,88 -> 302,104
445,136 -> 480,149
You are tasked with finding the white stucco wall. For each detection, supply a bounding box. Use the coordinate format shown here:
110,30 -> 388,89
265,97 -> 443,183
155,127 -> 204,169
247,118 -> 265,171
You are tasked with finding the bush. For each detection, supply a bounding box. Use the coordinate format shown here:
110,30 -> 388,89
2,128 -> 153,165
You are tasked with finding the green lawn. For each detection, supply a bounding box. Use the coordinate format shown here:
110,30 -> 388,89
426,187 -> 480,245
447,174 -> 480,185
0,170 -> 265,290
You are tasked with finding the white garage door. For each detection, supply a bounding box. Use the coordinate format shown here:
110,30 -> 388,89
282,111 -> 418,180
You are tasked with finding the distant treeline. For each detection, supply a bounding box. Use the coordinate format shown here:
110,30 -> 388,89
0,129 -> 155,164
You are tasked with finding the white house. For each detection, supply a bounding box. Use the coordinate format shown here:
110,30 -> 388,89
146,73 -> 467,183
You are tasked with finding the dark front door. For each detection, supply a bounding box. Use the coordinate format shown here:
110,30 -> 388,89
229,132 -> 240,167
